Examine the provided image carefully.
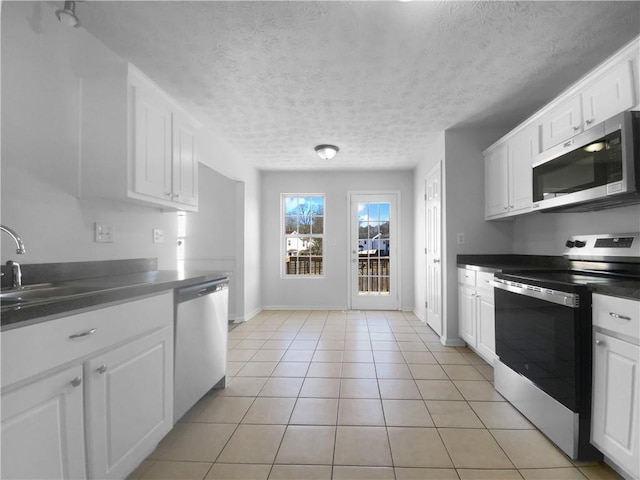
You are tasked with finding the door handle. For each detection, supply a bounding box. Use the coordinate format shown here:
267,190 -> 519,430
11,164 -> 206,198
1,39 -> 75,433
69,328 -> 96,339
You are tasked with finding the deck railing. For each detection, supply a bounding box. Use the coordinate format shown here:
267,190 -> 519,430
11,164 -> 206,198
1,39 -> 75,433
285,255 -> 390,293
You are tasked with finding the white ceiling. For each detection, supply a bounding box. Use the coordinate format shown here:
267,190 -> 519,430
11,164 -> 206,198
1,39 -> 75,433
76,1 -> 640,171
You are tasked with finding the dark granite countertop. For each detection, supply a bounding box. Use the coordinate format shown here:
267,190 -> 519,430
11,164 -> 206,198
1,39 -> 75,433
456,254 -> 639,301
457,254 -> 569,273
0,259 -> 230,331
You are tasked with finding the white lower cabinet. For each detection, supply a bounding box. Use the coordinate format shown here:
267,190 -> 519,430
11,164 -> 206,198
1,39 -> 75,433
591,294 -> 639,479
0,292 -> 174,480
457,268 -> 497,365
86,326 -> 173,480
1,365 -> 86,480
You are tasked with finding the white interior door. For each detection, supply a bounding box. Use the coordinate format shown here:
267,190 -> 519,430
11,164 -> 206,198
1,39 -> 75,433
425,164 -> 442,335
350,193 -> 398,310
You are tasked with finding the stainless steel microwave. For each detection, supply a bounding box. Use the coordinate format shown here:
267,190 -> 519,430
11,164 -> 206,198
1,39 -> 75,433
532,111 -> 640,212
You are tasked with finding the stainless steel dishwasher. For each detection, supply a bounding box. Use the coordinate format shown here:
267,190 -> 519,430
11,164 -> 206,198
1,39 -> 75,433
174,278 -> 229,423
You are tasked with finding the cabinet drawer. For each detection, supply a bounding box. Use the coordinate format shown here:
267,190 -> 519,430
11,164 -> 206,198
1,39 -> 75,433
458,268 -> 476,287
1,292 -> 173,388
593,294 -> 639,341
476,272 -> 495,294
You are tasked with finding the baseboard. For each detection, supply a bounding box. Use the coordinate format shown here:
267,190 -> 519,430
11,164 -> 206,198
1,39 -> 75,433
261,305 -> 349,311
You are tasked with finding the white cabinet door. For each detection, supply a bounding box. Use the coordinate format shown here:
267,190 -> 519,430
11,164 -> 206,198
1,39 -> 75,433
458,285 -> 476,346
507,127 -> 534,215
541,95 -> 582,151
476,289 -> 496,364
132,81 -> 173,202
592,331 -> 640,479
1,366 -> 86,480
172,111 -> 198,208
85,326 -> 173,480
484,146 -> 509,218
582,61 -> 635,130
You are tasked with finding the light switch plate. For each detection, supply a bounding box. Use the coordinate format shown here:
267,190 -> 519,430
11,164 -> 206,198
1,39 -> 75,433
457,232 -> 465,245
95,222 -> 114,243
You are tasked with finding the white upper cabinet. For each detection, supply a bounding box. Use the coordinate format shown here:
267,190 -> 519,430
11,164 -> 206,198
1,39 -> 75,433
81,63 -> 200,211
507,126 -> 535,215
484,125 -> 534,219
541,95 -> 583,151
484,145 -> 509,218
581,61 -> 635,130
484,36 -> 638,220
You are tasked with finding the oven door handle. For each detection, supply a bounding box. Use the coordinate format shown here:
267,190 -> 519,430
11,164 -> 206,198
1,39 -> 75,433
489,279 -> 579,308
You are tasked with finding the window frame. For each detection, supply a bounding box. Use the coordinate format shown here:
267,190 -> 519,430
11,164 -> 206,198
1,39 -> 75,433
281,193 -> 326,279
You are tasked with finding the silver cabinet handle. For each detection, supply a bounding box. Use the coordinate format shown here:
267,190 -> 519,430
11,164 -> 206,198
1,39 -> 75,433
595,339 -> 605,347
572,126 -> 580,132
563,139 -> 574,148
609,312 -> 632,321
70,377 -> 82,387
433,259 -> 440,263
585,118 -> 594,126
97,365 -> 107,374
69,328 -> 96,339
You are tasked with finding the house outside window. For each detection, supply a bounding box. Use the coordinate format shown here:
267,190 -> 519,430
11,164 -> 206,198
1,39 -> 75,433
283,194 -> 324,276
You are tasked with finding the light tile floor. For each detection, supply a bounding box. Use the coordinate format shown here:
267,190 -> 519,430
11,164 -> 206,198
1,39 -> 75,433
128,310 -> 622,480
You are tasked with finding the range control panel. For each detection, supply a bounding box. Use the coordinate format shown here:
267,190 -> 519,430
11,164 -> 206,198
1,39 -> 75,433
563,233 -> 640,260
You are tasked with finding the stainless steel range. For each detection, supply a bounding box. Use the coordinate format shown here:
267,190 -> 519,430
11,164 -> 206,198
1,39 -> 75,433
491,233 -> 640,461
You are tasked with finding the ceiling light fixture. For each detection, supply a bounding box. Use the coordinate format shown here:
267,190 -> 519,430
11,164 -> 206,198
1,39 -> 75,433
56,1 -> 81,28
315,144 -> 339,160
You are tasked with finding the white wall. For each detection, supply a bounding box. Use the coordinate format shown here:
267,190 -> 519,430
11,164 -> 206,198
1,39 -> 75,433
413,128 -> 511,344
261,171 -> 414,310
181,165 -> 239,319
1,2 -> 261,320
513,204 -> 640,254
1,2 -> 177,268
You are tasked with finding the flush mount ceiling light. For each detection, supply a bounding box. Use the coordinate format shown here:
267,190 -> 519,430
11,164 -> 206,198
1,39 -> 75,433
314,144 -> 339,160
56,1 -> 81,28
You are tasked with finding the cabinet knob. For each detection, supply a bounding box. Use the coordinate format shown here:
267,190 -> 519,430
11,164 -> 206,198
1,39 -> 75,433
609,312 -> 631,321
572,126 -> 580,132
97,365 -> 107,374
70,377 -> 82,387
585,118 -> 595,126
433,259 -> 440,263
595,339 -> 605,347
164,192 -> 172,197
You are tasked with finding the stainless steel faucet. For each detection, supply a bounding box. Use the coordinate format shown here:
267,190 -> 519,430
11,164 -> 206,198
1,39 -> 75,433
1,225 -> 26,288
1,225 -> 26,254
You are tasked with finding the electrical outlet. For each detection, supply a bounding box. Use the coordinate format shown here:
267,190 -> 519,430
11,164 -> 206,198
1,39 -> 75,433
153,229 -> 165,243
457,232 -> 465,245
94,222 -> 114,243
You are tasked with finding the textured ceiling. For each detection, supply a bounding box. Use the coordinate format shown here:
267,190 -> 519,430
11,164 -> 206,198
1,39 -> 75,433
75,1 -> 640,171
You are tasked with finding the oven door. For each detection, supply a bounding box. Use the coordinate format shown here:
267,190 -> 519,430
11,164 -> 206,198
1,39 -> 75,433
492,279 -> 584,411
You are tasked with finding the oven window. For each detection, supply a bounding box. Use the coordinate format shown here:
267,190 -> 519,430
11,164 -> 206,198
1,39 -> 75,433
533,129 -> 622,202
494,288 -> 578,410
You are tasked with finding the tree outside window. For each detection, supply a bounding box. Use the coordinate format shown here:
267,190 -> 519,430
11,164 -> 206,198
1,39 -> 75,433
283,195 -> 324,276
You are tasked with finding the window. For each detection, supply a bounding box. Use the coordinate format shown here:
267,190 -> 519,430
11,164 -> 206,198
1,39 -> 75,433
283,195 -> 324,276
